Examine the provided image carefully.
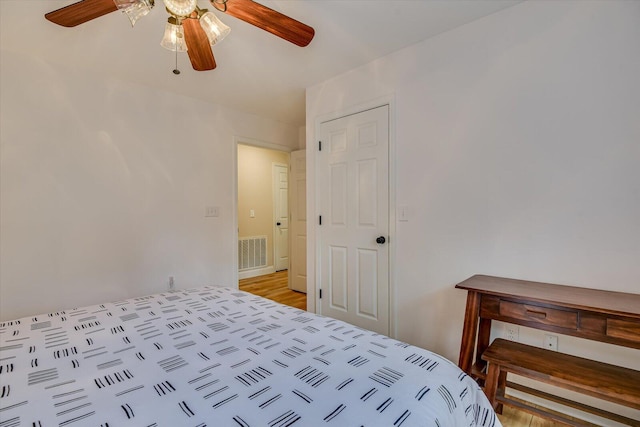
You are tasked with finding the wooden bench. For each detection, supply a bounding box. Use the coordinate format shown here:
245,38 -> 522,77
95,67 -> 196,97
482,338 -> 640,426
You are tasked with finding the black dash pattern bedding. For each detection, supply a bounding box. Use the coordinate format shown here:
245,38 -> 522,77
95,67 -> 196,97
0,286 -> 500,427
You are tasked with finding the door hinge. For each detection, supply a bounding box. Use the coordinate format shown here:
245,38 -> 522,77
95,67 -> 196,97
319,215 -> 322,225
319,289 -> 322,299
318,141 -> 322,151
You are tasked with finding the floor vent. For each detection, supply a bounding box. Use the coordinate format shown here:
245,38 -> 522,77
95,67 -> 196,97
238,236 -> 267,271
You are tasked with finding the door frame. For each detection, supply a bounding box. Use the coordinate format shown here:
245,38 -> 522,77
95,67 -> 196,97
310,95 -> 397,337
232,136 -> 293,286
272,162 -> 289,272
289,149 -> 307,294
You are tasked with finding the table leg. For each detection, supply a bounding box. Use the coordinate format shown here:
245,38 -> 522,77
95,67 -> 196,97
458,291 -> 480,374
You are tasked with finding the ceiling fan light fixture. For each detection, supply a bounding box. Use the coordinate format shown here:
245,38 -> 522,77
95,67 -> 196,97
113,0 -> 154,27
209,0 -> 228,13
199,11 -> 230,46
160,17 -> 188,52
163,0 -> 197,17
45,0 -> 315,71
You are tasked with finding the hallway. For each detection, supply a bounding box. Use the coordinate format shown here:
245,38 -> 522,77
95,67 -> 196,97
239,270 -> 306,310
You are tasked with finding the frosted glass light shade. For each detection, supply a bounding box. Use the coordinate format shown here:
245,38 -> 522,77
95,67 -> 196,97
163,0 -> 197,17
200,12 -> 230,46
113,0 -> 154,27
160,21 -> 187,52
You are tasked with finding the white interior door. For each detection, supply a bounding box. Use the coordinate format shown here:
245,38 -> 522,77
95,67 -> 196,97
318,105 -> 389,335
289,150 -> 307,293
273,163 -> 289,271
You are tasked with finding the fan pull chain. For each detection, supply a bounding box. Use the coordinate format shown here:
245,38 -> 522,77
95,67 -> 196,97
173,47 -> 180,75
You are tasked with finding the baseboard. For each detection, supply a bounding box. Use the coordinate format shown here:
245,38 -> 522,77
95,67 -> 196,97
238,266 -> 275,280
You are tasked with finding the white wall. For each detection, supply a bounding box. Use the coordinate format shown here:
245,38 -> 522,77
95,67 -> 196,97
297,126 -> 306,150
306,0 -> 640,417
0,50 -> 299,321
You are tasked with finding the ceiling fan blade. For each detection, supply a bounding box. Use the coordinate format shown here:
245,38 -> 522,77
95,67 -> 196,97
223,0 -> 314,47
45,0 -> 118,27
182,18 -> 217,71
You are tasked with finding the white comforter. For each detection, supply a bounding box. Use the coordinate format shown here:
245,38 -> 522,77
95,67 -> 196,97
0,286 -> 500,427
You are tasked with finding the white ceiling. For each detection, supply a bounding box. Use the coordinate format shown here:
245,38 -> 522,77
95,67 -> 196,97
0,0 -> 522,126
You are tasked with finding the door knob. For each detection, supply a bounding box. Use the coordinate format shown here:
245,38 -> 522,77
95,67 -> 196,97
276,222 -> 281,226
376,236 -> 386,244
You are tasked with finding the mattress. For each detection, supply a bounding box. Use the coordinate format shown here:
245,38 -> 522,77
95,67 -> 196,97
0,286 -> 501,427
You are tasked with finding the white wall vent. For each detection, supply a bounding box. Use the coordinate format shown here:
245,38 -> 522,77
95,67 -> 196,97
238,236 -> 267,271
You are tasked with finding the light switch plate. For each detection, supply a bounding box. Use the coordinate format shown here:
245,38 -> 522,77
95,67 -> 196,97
205,206 -> 219,217
398,205 -> 409,222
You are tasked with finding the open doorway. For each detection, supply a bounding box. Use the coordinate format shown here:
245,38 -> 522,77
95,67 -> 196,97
239,271 -> 306,310
237,142 -> 307,310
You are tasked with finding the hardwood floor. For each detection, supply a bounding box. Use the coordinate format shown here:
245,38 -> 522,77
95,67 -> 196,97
496,396 -> 604,427
239,270 -> 306,310
498,404 -> 564,427
239,271 -> 556,427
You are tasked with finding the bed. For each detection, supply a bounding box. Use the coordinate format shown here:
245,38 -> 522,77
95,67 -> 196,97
0,286 -> 501,427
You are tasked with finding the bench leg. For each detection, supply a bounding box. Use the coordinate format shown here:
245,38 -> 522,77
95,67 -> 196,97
495,370 -> 506,414
484,362 -> 503,414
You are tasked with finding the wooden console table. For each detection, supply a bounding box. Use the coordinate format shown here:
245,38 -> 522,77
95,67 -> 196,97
456,275 -> 640,378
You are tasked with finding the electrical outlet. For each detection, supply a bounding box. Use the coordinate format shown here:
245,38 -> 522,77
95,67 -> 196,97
168,276 -> 175,291
544,334 -> 558,351
504,324 -> 519,341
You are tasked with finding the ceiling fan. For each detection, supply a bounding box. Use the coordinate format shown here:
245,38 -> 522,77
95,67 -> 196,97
44,0 -> 315,71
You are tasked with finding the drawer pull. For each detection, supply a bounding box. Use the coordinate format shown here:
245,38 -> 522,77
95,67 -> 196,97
526,309 -> 547,319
